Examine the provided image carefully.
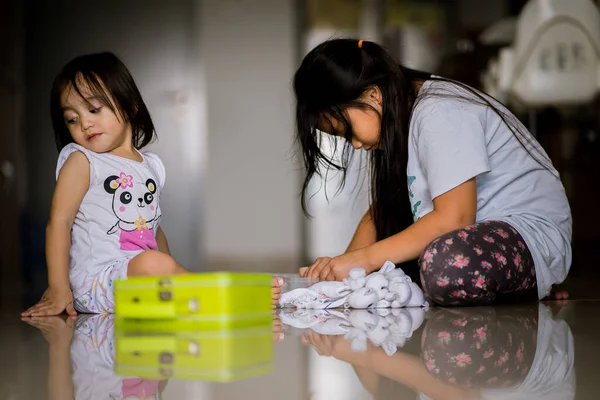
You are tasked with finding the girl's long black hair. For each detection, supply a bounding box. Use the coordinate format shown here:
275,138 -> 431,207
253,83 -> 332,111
294,39 -> 552,262
50,52 -> 156,151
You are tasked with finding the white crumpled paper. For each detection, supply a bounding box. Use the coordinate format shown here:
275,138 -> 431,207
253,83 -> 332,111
278,261 -> 429,310
279,307 -> 427,356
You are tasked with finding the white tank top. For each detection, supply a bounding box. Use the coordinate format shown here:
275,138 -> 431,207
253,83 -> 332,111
56,143 -> 166,294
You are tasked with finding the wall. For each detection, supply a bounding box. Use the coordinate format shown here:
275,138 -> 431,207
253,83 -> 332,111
200,0 -> 301,265
0,0 -> 25,305
22,0 -> 302,275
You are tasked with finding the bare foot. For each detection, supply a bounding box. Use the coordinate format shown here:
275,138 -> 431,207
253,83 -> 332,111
545,284 -> 569,301
272,277 -> 283,308
272,313 -> 284,342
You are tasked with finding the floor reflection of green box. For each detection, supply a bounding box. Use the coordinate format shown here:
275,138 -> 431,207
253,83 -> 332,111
115,323 -> 273,382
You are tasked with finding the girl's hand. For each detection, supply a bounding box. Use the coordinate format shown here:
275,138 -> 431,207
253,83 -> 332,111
21,287 -> 77,317
301,331 -> 365,364
299,249 -> 374,281
22,315 -> 76,345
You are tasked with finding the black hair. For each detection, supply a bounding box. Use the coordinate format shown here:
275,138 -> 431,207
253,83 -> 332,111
294,39 -> 553,267
50,51 -> 155,151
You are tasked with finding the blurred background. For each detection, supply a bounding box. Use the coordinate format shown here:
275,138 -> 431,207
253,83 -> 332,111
1,0 -> 599,312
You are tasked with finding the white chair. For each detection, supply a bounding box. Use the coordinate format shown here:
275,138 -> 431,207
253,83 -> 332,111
483,0 -> 600,107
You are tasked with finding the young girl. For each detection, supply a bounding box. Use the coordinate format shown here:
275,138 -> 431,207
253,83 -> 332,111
22,52 -> 282,316
295,39 -> 571,306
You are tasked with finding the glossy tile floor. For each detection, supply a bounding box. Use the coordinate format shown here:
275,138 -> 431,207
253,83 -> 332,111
1,300 -> 598,399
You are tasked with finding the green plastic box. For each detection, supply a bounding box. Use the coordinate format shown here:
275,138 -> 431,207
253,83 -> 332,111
114,272 -> 272,329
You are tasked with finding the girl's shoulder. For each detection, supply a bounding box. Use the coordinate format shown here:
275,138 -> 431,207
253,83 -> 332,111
57,142 -> 92,161
56,143 -> 94,181
141,150 -> 166,189
140,150 -> 163,163
412,79 -> 491,126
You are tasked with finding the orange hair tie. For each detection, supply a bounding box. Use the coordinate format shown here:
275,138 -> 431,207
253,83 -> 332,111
358,39 -> 364,48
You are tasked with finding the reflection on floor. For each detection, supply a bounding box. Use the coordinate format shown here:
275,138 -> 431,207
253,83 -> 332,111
1,300 -> 599,399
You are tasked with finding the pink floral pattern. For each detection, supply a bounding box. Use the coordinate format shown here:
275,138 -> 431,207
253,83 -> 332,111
421,307 -> 537,390
437,276 -> 450,287
423,250 -> 434,264
419,221 -> 536,306
116,172 -> 134,189
483,349 -> 495,359
494,253 -> 507,266
473,275 -> 487,289
451,353 -> 473,367
452,254 -> 470,268
483,236 -> 495,243
481,261 -> 493,270
453,318 -> 468,327
496,229 -> 509,239
438,331 -> 451,345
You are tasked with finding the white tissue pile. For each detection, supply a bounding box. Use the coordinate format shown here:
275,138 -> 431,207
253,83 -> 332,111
278,261 -> 428,309
279,307 -> 427,356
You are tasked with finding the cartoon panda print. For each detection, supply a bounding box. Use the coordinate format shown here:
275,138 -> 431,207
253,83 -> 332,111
104,172 -> 161,251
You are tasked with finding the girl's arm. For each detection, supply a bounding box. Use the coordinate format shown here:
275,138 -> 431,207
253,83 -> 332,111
364,178 -> 476,270
300,205 -> 376,277
156,226 -> 172,255
346,205 -> 377,253
22,152 -> 90,317
352,365 -> 381,398
302,179 -> 476,280
305,332 -> 477,400
24,317 -> 76,400
47,331 -> 75,400
360,344 -> 478,400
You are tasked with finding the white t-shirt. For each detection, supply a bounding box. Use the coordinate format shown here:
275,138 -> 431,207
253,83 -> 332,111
56,143 -> 166,297
479,304 -> 576,400
406,79 -> 572,299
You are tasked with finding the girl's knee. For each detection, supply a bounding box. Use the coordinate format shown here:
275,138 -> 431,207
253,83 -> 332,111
419,246 -> 454,305
419,232 -> 458,283
128,250 -> 182,277
419,232 -> 491,306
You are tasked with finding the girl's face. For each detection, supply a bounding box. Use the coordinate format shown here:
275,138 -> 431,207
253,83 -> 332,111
60,80 -> 132,153
318,86 -> 383,151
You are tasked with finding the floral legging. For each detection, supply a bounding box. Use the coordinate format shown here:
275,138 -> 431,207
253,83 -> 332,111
421,307 -> 538,389
419,221 -> 538,306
